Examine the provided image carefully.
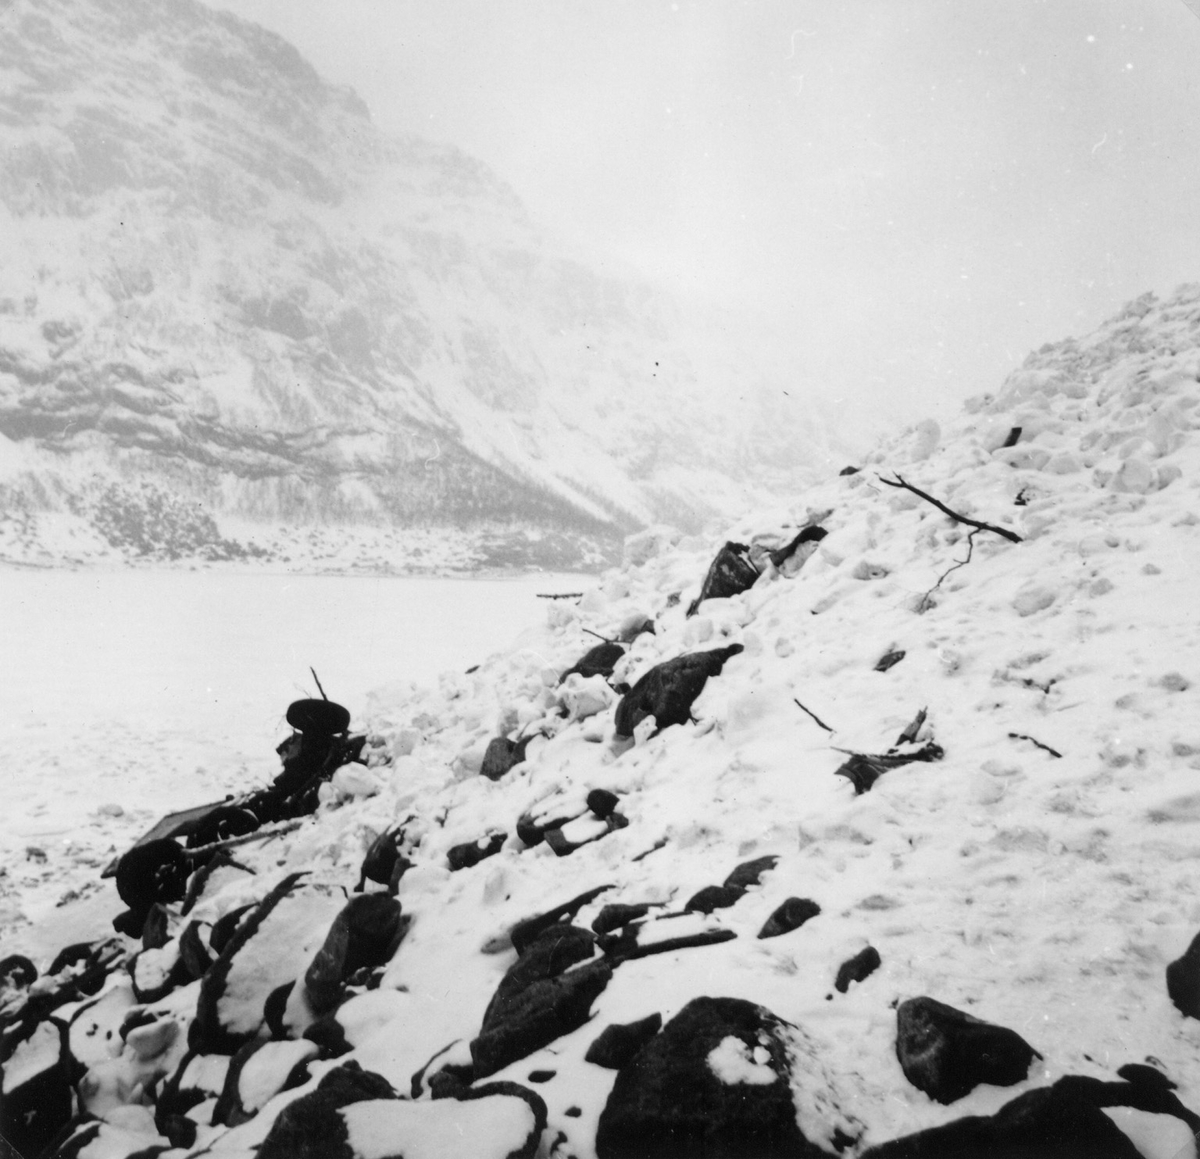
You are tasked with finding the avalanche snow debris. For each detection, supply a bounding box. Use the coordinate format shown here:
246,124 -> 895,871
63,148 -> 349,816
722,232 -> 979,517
13,285 -> 1200,1156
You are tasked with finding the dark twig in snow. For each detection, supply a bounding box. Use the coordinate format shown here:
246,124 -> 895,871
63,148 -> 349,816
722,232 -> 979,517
878,473 -> 1023,543
310,667 -> 329,701
1008,732 -> 1063,758
632,837 -> 668,862
185,819 -> 303,860
916,528 -> 980,613
536,591 -> 584,599
581,627 -> 616,644
793,698 -> 834,733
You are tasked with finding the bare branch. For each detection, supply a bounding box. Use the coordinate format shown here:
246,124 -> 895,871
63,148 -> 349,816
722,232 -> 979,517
879,473 -> 1023,543
793,697 -> 834,733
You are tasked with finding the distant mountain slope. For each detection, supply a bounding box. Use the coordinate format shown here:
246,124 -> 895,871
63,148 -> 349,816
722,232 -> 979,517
0,0 -> 852,570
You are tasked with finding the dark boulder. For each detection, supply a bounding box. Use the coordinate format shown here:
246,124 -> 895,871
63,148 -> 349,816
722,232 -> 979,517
544,811 -> 628,857
304,894 -> 407,1014
447,832 -> 506,871
585,1013 -> 663,1069
0,954 -> 37,990
480,735 -> 533,782
355,825 -> 412,893
0,1019 -> 78,1159
769,526 -> 828,569
614,644 -> 744,738
208,904 -> 254,956
471,960 -> 613,1078
595,996 -> 817,1159
482,924 -> 599,1030
896,996 -> 1040,1104
758,898 -> 821,939
874,649 -> 906,672
508,885 -> 614,953
141,903 -> 171,950
597,916 -> 737,962
834,946 -> 881,992
687,542 -> 760,616
562,641 -> 626,682
1166,930 -> 1200,1018
178,921 -> 213,981
256,1061 -> 396,1159
592,903 -> 655,936
114,838 -> 190,918
684,885 -> 745,915
723,856 -> 779,891
862,1075 -> 1170,1158
587,788 -> 621,818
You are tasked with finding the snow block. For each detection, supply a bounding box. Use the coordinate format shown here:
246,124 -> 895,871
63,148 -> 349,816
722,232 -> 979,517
614,644 -> 744,738
595,996 -> 814,1159
337,1082 -> 547,1159
190,875 -> 344,1055
895,996 -> 1040,1104
212,1038 -> 319,1127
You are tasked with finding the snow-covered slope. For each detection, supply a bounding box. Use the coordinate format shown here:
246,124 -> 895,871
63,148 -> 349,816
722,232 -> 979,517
0,0 -> 852,572
5,284 -> 1200,1157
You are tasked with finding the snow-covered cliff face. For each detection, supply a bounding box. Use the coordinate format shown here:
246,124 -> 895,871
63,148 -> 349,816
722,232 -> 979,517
0,0 -> 848,570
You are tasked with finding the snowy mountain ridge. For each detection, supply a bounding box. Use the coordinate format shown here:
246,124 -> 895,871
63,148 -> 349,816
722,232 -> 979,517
4,283 -> 1200,1156
0,0 -> 853,572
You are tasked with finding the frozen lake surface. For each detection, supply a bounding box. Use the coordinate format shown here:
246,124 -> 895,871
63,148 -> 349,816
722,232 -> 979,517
0,566 -> 588,951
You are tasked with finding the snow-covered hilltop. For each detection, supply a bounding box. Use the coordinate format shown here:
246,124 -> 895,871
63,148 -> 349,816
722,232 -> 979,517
0,0 -> 850,572
4,284 -> 1200,1157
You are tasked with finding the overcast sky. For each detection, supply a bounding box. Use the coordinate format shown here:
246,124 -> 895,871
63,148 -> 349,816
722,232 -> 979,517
208,0 -> 1200,419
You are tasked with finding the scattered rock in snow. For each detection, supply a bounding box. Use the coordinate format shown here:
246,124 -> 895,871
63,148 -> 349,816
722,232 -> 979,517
758,897 -> 821,939
561,641 -> 626,682
834,945 -> 882,993
586,1013 -> 664,1070
874,649 -> 906,672
355,824 -> 412,893
684,885 -> 745,914
480,735 -> 530,781
446,832 -> 507,871
895,996 -> 1041,1104
687,541 -> 760,616
614,644 -> 744,738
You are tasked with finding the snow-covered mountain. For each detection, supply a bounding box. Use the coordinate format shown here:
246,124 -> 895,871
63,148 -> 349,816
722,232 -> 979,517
0,0 -> 852,572
3,284 -> 1200,1157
